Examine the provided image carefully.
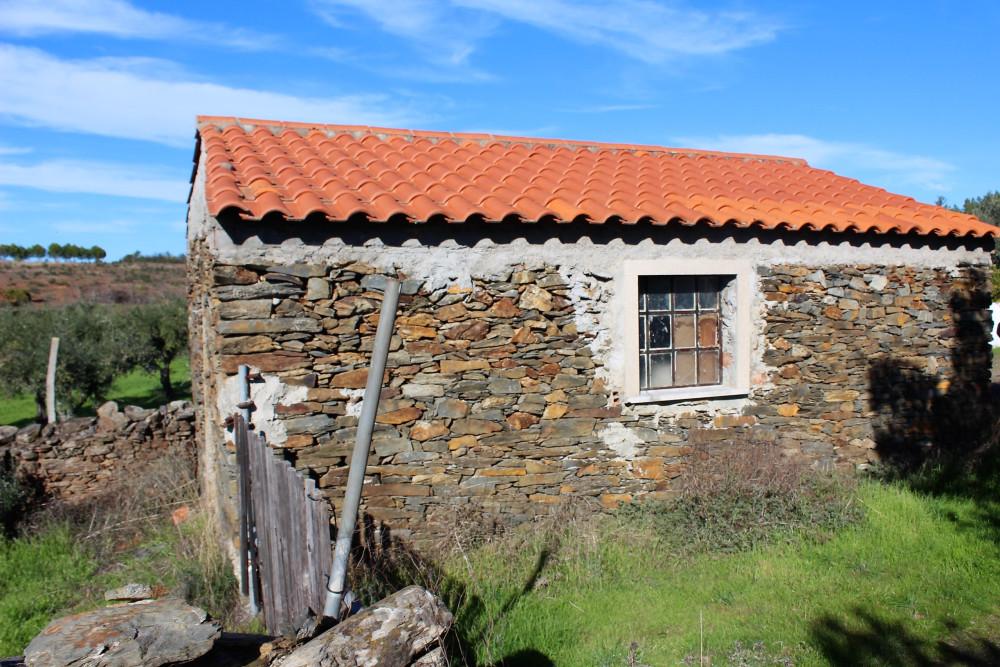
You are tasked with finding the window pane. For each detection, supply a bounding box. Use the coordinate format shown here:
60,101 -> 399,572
649,353 -> 673,388
698,350 -> 720,384
674,277 -> 695,310
698,313 -> 719,347
649,315 -> 671,348
638,316 -> 646,350
645,276 -> 671,310
674,314 -> 695,348
698,277 -> 719,310
639,356 -> 647,389
675,350 -> 696,385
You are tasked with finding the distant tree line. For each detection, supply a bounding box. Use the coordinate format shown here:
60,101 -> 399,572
0,299 -> 188,422
118,251 -> 185,263
0,243 -> 107,262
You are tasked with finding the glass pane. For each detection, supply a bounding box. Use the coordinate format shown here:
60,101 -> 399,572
638,316 -> 646,350
698,314 -> 719,347
649,315 -> 671,348
639,356 -> 647,389
649,353 -> 673,388
674,314 -> 695,348
638,283 -> 645,311
674,276 -> 695,310
675,350 -> 697,385
698,350 -> 720,384
698,277 -> 719,310
645,276 -> 671,310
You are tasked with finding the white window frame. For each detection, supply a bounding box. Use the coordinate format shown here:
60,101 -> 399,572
623,258 -> 754,403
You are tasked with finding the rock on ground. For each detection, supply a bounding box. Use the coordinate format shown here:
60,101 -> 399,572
23,598 -> 220,667
272,586 -> 452,667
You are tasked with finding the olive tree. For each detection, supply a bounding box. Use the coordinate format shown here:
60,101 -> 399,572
127,299 -> 188,399
0,305 -> 135,420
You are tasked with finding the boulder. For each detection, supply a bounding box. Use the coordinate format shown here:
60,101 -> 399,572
0,425 -> 17,445
123,405 -> 154,422
23,598 -> 220,667
271,586 -> 452,667
96,401 -> 119,419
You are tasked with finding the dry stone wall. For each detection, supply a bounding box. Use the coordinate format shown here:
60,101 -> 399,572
1,400 -> 196,501
189,242 -> 991,545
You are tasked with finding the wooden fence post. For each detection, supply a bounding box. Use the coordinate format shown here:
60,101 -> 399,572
46,337 -> 59,424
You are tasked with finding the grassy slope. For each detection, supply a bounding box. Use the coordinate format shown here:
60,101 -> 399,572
449,482 -> 1000,666
0,356 -> 191,427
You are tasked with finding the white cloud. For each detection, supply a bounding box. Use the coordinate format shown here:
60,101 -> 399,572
0,0 -> 276,49
0,158 -> 185,201
314,0 -> 781,65
675,133 -> 956,193
0,44 -> 416,146
0,144 -> 31,155
313,0 -> 495,68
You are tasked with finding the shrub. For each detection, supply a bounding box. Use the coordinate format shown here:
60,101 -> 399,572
0,288 -> 31,306
621,442 -> 860,553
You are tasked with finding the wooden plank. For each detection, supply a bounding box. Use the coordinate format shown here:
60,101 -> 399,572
283,462 -> 299,629
235,416 -> 249,596
241,425 -> 335,634
304,478 -> 324,614
252,432 -> 276,633
246,431 -> 265,629
245,427 -> 260,605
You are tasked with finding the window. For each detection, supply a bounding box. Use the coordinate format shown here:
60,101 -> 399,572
638,276 -> 722,390
623,259 -> 753,402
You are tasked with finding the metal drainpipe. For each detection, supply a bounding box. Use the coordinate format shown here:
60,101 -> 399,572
238,364 -> 260,617
323,278 -> 401,620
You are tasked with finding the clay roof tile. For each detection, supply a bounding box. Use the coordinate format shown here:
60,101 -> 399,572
193,117 -> 997,240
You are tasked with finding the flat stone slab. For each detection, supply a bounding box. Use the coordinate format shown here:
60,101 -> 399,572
103,583 -> 154,602
24,598 -> 220,667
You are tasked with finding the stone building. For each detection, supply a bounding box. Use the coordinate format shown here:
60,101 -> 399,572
187,116 -> 996,544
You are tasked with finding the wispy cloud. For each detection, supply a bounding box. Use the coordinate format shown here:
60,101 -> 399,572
0,158 -> 186,201
0,144 -> 32,155
314,0 -> 781,68
561,103 -> 657,114
676,133 -> 956,193
0,0 -> 276,50
313,0 -> 496,68
0,44 -> 417,146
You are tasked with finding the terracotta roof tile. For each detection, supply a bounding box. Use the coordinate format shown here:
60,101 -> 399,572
193,116 -> 997,239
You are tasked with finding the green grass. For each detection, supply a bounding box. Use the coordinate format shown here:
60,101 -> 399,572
441,481 -> 1000,665
0,456 -> 241,657
0,526 -> 97,653
0,355 -> 191,427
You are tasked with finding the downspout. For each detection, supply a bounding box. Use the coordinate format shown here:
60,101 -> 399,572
322,278 -> 401,620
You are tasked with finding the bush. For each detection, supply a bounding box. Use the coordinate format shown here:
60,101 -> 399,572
621,442 -> 860,553
0,288 -> 31,306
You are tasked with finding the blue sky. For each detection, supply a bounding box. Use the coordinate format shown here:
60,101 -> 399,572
0,0 -> 997,259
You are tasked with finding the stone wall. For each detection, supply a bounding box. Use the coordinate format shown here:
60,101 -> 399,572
187,238 -> 991,544
1,400 -> 197,501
